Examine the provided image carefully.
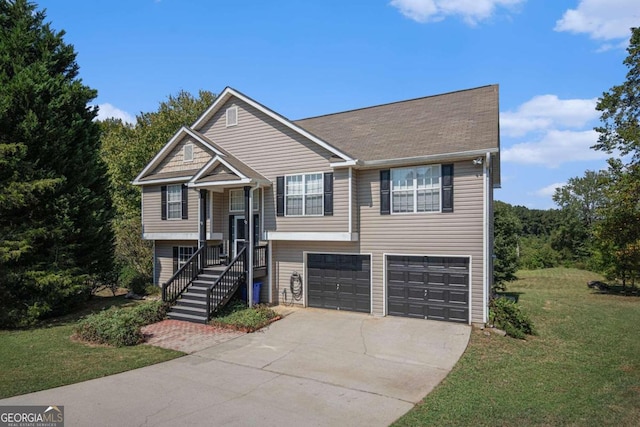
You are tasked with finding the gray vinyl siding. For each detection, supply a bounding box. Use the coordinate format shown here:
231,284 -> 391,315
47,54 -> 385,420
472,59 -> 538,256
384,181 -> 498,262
211,191 -> 224,236
271,240 -> 359,307
357,161 -> 485,323
142,185 -> 199,235
154,240 -> 198,285
199,98 -> 350,234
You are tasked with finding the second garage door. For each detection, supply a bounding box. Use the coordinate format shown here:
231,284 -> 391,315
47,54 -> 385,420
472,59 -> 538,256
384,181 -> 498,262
307,254 -> 371,313
387,255 -> 469,323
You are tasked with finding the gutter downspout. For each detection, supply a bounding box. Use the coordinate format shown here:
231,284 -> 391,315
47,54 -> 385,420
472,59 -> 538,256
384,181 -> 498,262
348,167 -> 353,235
483,152 -> 492,324
245,186 -> 254,308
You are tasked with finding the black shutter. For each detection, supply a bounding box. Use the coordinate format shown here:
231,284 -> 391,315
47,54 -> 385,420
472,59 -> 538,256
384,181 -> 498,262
442,164 -> 454,213
181,184 -> 188,219
380,169 -> 391,215
276,176 -> 285,217
229,215 -> 234,250
172,246 -> 178,272
161,186 -> 167,220
323,172 -> 333,216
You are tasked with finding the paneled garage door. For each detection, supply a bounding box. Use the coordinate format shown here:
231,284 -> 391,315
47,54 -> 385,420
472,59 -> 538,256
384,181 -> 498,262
307,254 -> 371,313
387,255 -> 469,323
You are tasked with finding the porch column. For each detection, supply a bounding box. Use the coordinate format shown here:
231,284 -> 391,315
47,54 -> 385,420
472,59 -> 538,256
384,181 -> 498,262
244,186 -> 254,307
199,189 -> 207,268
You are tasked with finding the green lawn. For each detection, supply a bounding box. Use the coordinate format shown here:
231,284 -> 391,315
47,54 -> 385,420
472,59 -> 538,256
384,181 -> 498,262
0,292 -> 183,399
394,268 -> 640,427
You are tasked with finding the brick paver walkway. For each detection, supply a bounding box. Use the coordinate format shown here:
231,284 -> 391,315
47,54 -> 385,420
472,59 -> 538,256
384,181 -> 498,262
141,320 -> 245,354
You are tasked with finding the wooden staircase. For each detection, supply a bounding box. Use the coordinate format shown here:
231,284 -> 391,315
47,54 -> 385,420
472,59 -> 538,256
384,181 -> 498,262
162,244 -> 267,324
167,265 -> 243,323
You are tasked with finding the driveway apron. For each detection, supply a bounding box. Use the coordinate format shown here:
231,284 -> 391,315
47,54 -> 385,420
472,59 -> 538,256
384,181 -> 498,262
1,308 -> 470,427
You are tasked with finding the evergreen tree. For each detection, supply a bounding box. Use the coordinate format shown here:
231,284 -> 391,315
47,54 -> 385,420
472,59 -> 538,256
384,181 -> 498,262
0,0 -> 114,326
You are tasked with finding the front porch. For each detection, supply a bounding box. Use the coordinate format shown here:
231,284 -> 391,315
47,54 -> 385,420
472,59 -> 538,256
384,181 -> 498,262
162,242 -> 269,323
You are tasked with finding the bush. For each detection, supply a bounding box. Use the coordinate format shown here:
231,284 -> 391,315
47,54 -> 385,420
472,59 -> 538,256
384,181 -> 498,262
119,266 -> 151,295
519,236 -> 561,270
0,270 -> 92,328
489,297 -> 536,339
74,300 -> 168,347
211,304 -> 279,332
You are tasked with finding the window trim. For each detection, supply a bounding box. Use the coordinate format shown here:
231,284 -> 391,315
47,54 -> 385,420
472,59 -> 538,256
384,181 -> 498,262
166,184 -> 183,220
228,188 -> 259,212
183,143 -> 194,162
225,106 -> 238,127
177,246 -> 197,270
284,172 -> 324,217
390,165 -> 442,215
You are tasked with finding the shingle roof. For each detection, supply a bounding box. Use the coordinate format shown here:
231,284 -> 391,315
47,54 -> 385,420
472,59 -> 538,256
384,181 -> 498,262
293,85 -> 499,162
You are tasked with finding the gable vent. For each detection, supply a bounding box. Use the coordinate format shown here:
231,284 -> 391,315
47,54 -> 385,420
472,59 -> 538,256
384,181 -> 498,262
183,143 -> 193,162
226,106 -> 238,127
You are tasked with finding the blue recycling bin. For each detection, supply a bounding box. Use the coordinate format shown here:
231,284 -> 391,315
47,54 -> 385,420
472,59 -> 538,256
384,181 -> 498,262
241,281 -> 262,304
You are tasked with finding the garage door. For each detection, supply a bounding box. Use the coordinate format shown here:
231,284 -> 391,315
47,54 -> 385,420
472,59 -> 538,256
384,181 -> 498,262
307,254 -> 371,313
387,255 -> 469,323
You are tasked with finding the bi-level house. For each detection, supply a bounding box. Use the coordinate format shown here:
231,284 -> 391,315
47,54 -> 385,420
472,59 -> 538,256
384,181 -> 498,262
133,85 -> 500,325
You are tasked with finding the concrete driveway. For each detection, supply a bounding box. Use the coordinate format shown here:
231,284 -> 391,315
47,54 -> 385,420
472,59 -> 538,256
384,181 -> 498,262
1,308 -> 470,427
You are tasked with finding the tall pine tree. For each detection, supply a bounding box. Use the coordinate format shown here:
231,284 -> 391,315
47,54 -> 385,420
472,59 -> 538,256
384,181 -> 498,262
0,0 -> 114,326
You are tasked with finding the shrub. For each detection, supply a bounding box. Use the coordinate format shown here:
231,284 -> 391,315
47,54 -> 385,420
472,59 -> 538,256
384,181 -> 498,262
119,266 -> 151,295
211,304 -> 279,332
74,300 -> 168,347
489,297 -> 536,339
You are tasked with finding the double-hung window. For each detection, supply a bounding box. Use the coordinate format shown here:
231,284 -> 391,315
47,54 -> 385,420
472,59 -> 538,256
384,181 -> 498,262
286,173 -> 323,216
391,165 -> 441,213
229,189 -> 259,212
167,184 -> 182,219
177,246 -> 196,270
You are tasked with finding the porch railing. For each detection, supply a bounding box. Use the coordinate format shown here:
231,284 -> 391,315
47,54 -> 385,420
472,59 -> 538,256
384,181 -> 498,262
206,246 -> 246,318
162,243 -> 224,303
253,244 -> 268,269
162,245 -> 206,303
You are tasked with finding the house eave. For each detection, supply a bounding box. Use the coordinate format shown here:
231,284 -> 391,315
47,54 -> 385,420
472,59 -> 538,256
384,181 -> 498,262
132,176 -> 193,186
357,148 -> 499,169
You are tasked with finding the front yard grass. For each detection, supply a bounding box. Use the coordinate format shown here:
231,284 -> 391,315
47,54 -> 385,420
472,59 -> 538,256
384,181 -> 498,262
394,268 -> 640,427
0,291 -> 182,399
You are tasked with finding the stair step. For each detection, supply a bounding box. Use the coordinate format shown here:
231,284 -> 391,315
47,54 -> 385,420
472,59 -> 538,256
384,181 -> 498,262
198,274 -> 220,280
168,312 -> 208,324
177,297 -> 207,308
188,285 -> 209,293
171,304 -> 207,316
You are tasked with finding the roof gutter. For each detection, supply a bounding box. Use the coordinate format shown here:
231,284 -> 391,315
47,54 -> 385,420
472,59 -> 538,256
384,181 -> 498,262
356,148 -> 499,169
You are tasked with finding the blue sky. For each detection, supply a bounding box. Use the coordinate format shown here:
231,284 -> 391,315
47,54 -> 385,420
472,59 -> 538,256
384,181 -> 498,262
37,0 -> 639,209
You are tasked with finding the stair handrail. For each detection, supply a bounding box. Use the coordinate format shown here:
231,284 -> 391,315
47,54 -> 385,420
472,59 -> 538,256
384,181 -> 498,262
206,246 -> 246,318
162,245 -> 206,303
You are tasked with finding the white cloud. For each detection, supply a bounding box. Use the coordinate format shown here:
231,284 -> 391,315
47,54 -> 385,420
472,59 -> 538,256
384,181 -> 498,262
502,129 -> 607,167
390,0 -> 524,25
555,0 -> 640,41
95,103 -> 135,124
533,182 -> 565,197
500,95 -> 598,137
